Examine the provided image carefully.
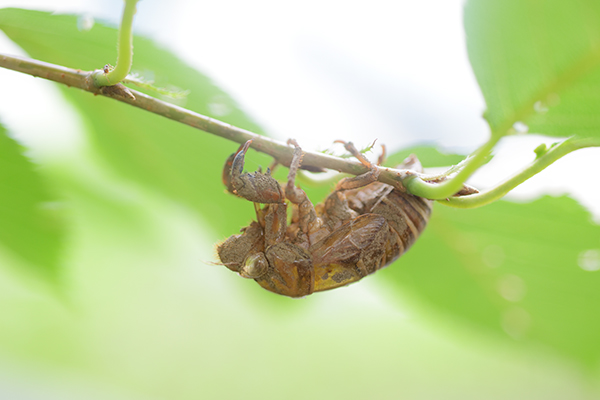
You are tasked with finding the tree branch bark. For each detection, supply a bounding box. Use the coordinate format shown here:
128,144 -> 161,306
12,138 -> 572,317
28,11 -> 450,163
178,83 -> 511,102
0,53 -> 423,190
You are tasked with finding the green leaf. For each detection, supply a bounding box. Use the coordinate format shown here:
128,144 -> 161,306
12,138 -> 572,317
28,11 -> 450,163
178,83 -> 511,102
0,123 -> 64,280
465,0 -> 600,138
386,145 -> 466,168
0,8 -> 269,237
382,196 -> 600,366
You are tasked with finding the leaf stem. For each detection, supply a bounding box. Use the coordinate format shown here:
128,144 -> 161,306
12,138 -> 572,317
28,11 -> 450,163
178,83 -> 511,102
441,137 -> 600,208
403,135 -> 500,199
91,0 -> 139,87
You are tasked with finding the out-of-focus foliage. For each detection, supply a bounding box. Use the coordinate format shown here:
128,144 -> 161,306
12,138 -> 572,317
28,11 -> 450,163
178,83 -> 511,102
466,0 -> 600,138
0,172 -> 590,399
0,2 -> 600,400
0,123 -> 64,280
384,139 -> 600,366
384,194 -> 600,366
0,7 -> 269,237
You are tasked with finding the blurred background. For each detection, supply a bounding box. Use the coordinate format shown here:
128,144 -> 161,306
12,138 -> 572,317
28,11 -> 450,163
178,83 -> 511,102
1,1 -> 600,399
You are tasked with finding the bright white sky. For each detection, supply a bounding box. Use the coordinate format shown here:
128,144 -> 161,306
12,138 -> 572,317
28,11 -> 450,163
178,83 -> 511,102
1,0 -> 599,217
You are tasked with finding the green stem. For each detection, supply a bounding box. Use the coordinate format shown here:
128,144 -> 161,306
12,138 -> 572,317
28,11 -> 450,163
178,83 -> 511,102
403,135 -> 500,199
2,52 -> 597,206
441,137 -> 600,208
91,0 -> 139,87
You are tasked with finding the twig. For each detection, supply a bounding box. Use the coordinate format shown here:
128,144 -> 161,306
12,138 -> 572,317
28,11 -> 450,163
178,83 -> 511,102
4,53 -> 597,206
0,53 -> 419,189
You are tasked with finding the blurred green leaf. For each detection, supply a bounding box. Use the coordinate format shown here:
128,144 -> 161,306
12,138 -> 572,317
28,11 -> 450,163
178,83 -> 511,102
0,123 -> 64,280
0,8 -> 269,236
465,0 -> 600,138
386,145 -> 466,168
382,196 -> 600,366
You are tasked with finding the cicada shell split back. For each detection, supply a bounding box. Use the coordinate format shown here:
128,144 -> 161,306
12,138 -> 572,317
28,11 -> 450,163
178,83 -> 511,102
217,140 -> 432,297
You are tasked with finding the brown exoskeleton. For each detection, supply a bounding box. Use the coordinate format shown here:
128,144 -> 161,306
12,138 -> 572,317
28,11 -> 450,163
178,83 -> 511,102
217,139 -> 432,297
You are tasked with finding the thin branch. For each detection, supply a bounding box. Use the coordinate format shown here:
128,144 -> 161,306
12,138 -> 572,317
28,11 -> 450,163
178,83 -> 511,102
0,53 -> 422,189
5,53 -> 594,206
